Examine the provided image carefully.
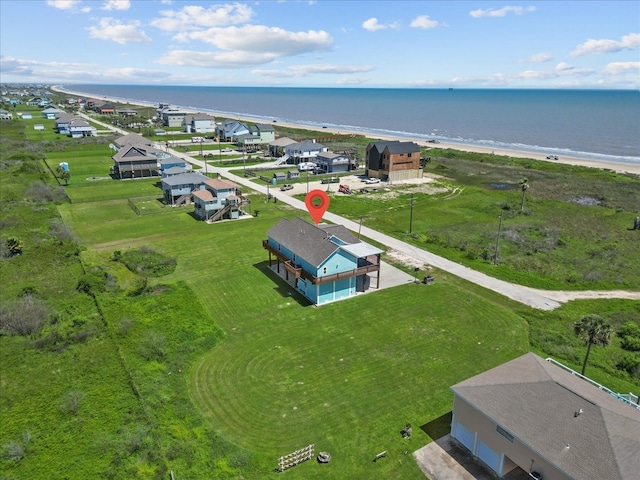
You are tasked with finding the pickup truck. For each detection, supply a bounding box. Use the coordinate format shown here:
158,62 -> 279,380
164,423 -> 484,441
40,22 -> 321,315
321,177 -> 340,184
280,184 -> 294,191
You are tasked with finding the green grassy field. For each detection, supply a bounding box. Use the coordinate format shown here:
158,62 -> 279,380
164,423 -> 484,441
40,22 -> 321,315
2,107 -> 639,479
325,157 -> 640,290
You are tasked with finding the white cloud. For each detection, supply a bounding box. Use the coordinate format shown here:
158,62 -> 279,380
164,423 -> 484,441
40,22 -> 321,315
336,76 -> 368,85
517,70 -> 556,81
570,33 -> 640,57
102,0 -> 130,11
157,49 -> 275,67
46,0 -> 81,10
362,17 -> 400,31
1,55 -> 90,69
252,63 -> 374,78
554,62 -> 593,76
602,61 -> 640,75
87,18 -> 152,44
524,53 -> 552,63
470,6 -> 536,18
410,15 -> 440,30
176,25 -> 332,57
150,3 -> 254,31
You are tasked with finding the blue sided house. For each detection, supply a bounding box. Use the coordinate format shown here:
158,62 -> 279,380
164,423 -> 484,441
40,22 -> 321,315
192,178 -> 250,223
263,217 -> 383,305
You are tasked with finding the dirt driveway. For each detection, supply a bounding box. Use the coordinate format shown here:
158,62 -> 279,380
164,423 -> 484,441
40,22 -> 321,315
276,173 -> 446,198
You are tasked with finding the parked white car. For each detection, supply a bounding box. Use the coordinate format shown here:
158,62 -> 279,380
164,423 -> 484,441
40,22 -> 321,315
364,177 -> 381,184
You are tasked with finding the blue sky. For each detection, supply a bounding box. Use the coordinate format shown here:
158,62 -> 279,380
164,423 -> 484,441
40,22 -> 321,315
1,0 -> 638,88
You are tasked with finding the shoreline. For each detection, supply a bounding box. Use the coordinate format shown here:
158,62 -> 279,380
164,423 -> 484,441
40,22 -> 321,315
53,85 -> 640,175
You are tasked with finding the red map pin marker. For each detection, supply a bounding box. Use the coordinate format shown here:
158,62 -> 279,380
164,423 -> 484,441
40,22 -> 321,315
305,189 -> 330,224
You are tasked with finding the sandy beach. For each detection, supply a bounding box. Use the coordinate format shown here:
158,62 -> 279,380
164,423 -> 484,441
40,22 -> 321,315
53,85 -> 640,175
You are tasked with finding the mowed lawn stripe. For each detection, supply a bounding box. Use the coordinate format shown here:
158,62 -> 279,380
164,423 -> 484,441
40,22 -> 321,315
188,281 -> 529,460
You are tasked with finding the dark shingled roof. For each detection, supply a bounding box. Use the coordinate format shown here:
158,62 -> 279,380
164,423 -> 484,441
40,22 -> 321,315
367,140 -> 419,155
385,141 -> 420,154
266,217 -> 360,267
451,353 -> 640,480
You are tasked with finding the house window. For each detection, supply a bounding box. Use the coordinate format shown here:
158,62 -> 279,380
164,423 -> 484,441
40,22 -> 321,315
496,425 -> 514,443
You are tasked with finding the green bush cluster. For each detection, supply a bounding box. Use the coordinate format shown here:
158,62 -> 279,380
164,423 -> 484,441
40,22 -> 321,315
115,247 -> 177,277
616,322 -> 640,376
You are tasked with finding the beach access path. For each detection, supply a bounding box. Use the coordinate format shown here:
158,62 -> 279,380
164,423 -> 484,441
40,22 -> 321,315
80,112 -> 640,310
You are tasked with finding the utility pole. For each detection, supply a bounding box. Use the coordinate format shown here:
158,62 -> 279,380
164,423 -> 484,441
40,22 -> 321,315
358,215 -> 363,238
201,139 -> 207,176
216,122 -> 222,164
493,213 -> 503,265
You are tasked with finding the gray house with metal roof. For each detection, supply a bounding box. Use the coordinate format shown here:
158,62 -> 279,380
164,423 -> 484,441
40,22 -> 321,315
450,352 -> 640,480
314,151 -> 353,174
161,172 -> 209,205
283,140 -> 328,165
263,217 -> 382,305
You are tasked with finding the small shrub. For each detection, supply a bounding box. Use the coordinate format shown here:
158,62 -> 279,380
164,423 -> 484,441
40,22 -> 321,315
60,390 -> 84,415
139,331 -> 167,361
4,237 -> 23,257
77,267 -> 117,294
617,321 -> 640,339
49,219 -> 76,243
118,247 -> 177,277
117,317 -> 135,336
616,353 -> 640,375
25,181 -> 66,203
1,440 -> 24,462
0,295 -> 48,337
620,336 -> 640,352
19,286 -> 38,297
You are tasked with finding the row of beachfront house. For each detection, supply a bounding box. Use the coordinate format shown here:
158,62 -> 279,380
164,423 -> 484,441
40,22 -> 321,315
271,138 -> 423,179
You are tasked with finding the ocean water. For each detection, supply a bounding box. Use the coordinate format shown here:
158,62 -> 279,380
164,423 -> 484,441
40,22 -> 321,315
67,85 -> 640,165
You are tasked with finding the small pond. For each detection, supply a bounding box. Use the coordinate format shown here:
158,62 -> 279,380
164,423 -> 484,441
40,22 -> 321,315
487,183 -> 518,190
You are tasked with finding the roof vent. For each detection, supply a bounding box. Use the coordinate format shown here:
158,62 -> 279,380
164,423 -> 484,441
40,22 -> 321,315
573,409 -> 584,418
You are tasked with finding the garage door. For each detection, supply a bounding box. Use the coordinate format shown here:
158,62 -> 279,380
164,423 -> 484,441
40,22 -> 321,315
452,421 -> 474,452
477,440 -> 500,473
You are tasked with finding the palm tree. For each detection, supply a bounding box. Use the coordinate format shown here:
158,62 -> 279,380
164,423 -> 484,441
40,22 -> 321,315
519,177 -> 529,211
574,314 -> 613,375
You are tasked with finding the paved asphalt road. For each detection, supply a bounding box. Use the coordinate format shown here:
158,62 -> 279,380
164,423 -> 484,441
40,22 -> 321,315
88,117 -> 639,311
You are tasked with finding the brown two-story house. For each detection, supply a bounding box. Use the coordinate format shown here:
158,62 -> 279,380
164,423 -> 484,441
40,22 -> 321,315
365,140 -> 421,182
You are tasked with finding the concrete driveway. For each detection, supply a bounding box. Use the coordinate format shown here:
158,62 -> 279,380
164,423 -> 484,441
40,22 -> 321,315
414,435 -> 531,480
